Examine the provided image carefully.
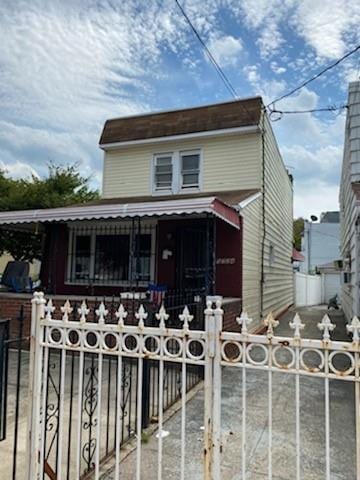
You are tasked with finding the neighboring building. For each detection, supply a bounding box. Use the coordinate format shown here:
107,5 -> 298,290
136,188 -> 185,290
0,97 -> 294,327
300,212 -> 340,274
340,81 -> 360,320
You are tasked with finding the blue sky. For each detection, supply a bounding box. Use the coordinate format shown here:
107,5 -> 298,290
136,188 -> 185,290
0,0 -> 359,218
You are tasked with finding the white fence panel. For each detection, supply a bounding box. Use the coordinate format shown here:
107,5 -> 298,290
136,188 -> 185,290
294,272 -> 322,306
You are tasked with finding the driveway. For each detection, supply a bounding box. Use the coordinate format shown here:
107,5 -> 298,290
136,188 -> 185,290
102,305 -> 356,479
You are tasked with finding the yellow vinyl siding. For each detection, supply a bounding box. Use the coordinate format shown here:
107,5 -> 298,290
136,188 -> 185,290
241,197 -> 262,324
262,113 -> 294,317
102,133 -> 261,198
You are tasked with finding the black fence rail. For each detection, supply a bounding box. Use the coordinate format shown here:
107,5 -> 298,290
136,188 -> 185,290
1,307 -> 27,480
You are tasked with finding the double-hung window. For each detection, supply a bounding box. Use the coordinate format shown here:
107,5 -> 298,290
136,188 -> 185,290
154,154 -> 173,193
153,149 -> 201,194
180,150 -> 200,189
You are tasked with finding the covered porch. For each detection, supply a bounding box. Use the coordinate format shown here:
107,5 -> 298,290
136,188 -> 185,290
0,194 -> 245,331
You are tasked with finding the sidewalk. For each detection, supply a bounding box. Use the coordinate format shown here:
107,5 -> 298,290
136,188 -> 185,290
103,305 -> 356,480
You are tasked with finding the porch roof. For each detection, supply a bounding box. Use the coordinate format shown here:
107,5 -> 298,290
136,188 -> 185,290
0,195 -> 243,229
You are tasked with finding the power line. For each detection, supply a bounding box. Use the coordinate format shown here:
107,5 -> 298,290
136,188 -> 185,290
268,103 -> 348,121
174,0 -> 238,99
267,43 -> 360,108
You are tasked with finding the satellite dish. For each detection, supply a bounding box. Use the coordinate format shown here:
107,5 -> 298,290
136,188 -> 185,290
310,215 -> 318,222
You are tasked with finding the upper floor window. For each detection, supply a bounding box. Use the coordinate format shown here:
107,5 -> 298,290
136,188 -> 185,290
181,151 -> 200,189
154,154 -> 173,192
153,149 -> 201,194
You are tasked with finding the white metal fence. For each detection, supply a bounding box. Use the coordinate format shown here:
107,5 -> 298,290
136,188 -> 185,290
27,292 -> 360,479
294,271 -> 322,306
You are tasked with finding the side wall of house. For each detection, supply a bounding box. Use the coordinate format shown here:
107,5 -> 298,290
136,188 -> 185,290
102,133 -> 262,198
241,196 -> 262,325
340,81 -> 360,320
262,113 -> 294,318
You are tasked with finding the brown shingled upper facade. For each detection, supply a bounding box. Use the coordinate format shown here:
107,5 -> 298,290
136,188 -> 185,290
99,97 -> 263,145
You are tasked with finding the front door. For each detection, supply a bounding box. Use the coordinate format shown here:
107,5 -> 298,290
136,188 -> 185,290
176,227 -> 207,292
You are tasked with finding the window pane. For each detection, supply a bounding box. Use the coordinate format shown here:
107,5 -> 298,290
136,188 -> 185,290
156,164 -> 172,174
134,234 -> 151,281
182,173 -> 199,187
157,156 -> 172,166
74,235 -> 91,281
94,234 -> 130,282
182,154 -> 199,171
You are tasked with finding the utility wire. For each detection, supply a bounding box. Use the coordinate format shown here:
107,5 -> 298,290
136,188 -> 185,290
267,43 -> 360,108
174,0 -> 238,99
268,103 -> 348,121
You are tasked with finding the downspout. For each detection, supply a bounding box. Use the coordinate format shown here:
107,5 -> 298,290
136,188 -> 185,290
260,108 -> 266,319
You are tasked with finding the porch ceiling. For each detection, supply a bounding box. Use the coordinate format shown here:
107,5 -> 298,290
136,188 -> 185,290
0,195 -> 241,229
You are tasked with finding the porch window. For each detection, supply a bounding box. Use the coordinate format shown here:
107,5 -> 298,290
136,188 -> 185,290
68,226 -> 154,285
154,154 -> 173,192
94,235 -> 130,282
181,151 -> 200,189
74,235 -> 91,281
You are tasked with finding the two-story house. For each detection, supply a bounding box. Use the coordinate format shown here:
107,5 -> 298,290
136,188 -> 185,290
0,97 -> 293,328
340,81 -> 360,320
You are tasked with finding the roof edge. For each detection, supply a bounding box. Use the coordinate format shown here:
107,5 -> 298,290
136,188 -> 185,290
100,125 -> 260,150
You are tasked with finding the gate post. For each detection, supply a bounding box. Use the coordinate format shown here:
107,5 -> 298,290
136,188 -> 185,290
203,298 -> 223,480
26,292 -> 46,480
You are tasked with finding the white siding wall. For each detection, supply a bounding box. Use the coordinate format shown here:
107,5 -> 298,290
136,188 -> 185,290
262,113 -> 294,318
241,197 -> 262,324
102,133 -> 261,198
340,81 -> 360,320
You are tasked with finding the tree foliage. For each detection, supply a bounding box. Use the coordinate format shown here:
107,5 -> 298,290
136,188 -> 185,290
293,217 -> 305,251
0,164 -> 99,261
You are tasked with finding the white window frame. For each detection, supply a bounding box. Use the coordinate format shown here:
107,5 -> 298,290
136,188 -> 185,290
153,152 -> 174,195
179,149 -> 202,192
66,221 -> 156,286
151,148 -> 202,195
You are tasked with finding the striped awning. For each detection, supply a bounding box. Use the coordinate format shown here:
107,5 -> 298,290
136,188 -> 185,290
0,196 -> 240,229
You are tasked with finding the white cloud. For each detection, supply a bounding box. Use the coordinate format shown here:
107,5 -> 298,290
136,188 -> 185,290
293,179 -> 340,218
208,35 -> 243,67
243,65 -> 260,84
270,62 -> 287,74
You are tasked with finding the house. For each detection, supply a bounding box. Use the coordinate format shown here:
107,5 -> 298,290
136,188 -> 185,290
300,211 -> 341,274
340,80 -> 360,320
0,97 -> 293,328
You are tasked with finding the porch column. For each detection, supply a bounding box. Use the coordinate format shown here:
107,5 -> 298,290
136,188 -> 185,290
205,215 -> 216,296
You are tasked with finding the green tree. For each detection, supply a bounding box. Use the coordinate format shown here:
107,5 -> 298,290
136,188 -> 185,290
293,217 -> 305,251
0,163 -> 99,261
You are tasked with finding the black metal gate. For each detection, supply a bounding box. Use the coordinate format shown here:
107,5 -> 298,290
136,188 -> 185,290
0,307 -> 26,480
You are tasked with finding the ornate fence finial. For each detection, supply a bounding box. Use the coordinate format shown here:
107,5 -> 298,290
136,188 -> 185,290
115,304 -> 128,327
61,299 -> 73,322
264,312 -> 279,336
135,304 -> 148,328
44,298 -> 55,321
156,304 -> 169,329
96,301 -> 108,325
236,311 -> 252,334
347,316 -> 360,342
179,305 -> 194,330
289,313 -> 305,338
78,300 -> 89,324
318,314 -> 335,341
